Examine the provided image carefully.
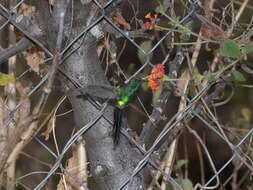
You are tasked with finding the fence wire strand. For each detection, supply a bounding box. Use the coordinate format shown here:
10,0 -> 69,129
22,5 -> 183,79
0,0 -> 252,189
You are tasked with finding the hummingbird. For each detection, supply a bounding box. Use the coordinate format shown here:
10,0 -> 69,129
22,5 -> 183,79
73,78 -> 142,145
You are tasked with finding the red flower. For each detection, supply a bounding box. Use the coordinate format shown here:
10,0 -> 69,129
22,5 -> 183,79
144,12 -> 158,30
148,64 -> 164,91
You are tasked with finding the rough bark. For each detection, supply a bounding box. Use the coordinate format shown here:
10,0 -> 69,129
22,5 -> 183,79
65,36 -> 145,189
43,0 -> 146,189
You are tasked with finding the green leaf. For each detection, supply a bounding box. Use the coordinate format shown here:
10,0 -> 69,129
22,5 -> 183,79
180,33 -> 190,41
168,20 -> 178,26
228,133 -> 235,141
165,183 -> 173,190
192,68 -> 205,85
243,44 -> 253,55
181,178 -> 194,190
0,72 -> 15,86
208,73 -> 216,81
232,69 -> 246,82
155,4 -> 164,15
175,159 -> 188,170
180,22 -> 191,41
220,40 -> 242,59
168,17 -> 180,26
137,40 -> 153,65
174,178 -> 193,190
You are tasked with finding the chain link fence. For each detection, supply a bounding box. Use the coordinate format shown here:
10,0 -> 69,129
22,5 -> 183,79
0,0 -> 253,189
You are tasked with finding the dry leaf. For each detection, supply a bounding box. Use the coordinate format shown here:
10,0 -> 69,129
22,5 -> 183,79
57,140 -> 88,190
16,81 -> 31,120
241,107 -> 251,122
96,37 -> 105,56
24,47 -> 45,75
113,12 -> 131,31
17,3 -> 36,17
17,3 -> 44,75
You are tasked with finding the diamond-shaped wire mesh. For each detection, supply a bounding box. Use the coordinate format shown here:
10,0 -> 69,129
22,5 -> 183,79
0,0 -> 253,189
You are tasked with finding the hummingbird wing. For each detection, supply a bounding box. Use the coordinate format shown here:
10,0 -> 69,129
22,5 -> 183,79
72,85 -> 118,103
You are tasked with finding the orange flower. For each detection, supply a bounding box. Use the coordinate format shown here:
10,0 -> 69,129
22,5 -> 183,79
148,64 -> 164,91
144,12 -> 158,30
145,12 -> 151,19
148,78 -> 160,91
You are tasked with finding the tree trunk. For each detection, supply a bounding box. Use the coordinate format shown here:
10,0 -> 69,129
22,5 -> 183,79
49,1 -> 146,189
65,34 -> 145,189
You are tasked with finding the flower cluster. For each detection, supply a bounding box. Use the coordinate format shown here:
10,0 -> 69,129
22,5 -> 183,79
148,64 -> 164,91
144,12 -> 158,30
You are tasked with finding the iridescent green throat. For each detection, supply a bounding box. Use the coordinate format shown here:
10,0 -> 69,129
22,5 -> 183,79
117,79 -> 141,108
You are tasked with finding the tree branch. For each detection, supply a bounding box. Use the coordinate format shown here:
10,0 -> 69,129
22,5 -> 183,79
0,37 -> 32,64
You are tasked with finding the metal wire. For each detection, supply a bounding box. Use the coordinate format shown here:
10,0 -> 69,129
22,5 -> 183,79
0,0 -> 252,189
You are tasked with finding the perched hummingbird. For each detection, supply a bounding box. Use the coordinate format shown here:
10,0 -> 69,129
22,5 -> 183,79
73,78 -> 142,145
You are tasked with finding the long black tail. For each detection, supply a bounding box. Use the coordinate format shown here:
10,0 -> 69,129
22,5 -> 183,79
113,107 -> 123,145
